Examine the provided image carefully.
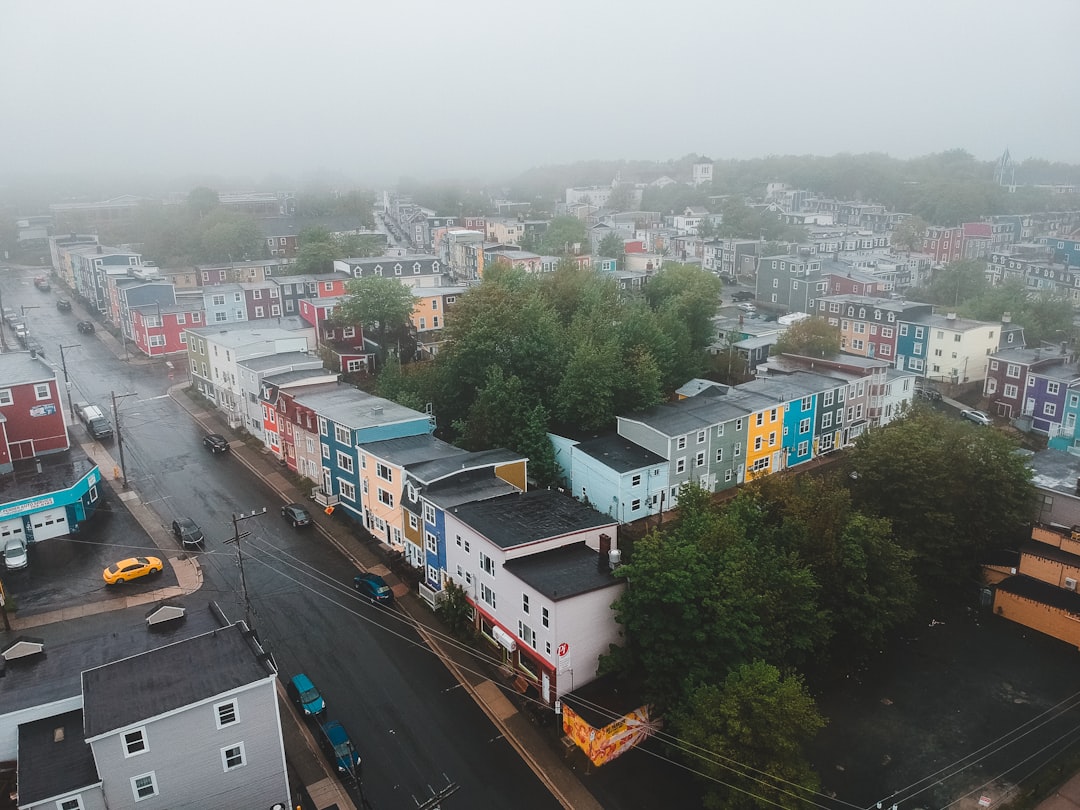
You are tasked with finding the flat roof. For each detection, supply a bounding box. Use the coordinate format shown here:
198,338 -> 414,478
17,709 -> 99,805
83,622 -> 271,739
504,544 -> 622,602
293,385 -> 428,431
0,598 -> 223,718
1030,449 -> 1080,498
238,351 -> 317,371
451,489 -> 614,549
0,449 -> 97,506
0,351 -> 57,387
574,434 -> 665,473
360,433 -> 463,467
406,448 -> 525,485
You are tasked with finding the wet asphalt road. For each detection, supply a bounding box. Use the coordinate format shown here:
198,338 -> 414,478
1,266 -> 559,810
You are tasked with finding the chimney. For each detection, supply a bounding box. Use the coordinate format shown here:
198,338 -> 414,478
1075,478 -> 1080,497
598,533 -> 611,572
96,245 -> 103,254
609,548 -> 622,571
946,312 -> 957,321
1002,311 -> 1011,323
372,405 -> 383,416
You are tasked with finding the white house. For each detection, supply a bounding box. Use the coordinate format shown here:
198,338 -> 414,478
443,489 -> 622,706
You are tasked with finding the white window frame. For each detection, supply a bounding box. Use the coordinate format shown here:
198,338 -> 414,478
0,389 -> 11,406
131,772 -> 158,801
221,742 -> 246,771
214,699 -> 239,729
123,727 -> 148,757
56,797 -> 85,810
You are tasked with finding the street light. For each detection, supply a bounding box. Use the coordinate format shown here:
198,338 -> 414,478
58,343 -> 80,418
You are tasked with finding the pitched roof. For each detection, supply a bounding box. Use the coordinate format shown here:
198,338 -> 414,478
17,709 -> 99,805
82,623 -> 273,739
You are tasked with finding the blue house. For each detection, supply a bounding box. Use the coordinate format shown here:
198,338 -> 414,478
294,385 -> 434,529
402,449 -> 527,597
1024,363 -> 1080,435
895,321 -> 930,376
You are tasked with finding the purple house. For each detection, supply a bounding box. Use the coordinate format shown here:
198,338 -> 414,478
984,345 -> 1072,420
1025,363 -> 1080,434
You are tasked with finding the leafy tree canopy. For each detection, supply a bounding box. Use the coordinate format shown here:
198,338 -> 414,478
772,317 -> 842,357
335,276 -> 417,364
672,663 -> 826,810
538,216 -> 589,256
845,408 -> 1034,594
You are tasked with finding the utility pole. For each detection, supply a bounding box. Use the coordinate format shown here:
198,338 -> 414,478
226,509 -> 266,630
59,343 -> 80,418
111,391 -> 137,488
0,285 -> 7,352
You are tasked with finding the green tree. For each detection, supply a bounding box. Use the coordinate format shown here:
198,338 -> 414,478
644,263 -> 723,351
697,217 -> 717,239
607,184 -> 635,210
554,338 -> 623,430
539,216 -> 589,256
772,317 -> 841,357
187,186 -> 220,219
909,259 -> 988,308
672,662 -> 825,810
196,211 -> 266,262
845,409 -> 1034,594
291,240 -> 343,275
337,233 -> 385,258
598,231 -> 626,266
335,276 -> 416,366
890,215 -> 928,252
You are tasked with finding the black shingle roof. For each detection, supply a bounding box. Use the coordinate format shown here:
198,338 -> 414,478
504,544 -> 622,601
82,623 -> 272,739
17,709 -> 99,805
450,489 -> 614,549
996,575 -> 1080,616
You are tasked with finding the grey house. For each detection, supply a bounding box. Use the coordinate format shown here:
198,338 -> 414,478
80,623 -> 288,810
17,710 -> 105,810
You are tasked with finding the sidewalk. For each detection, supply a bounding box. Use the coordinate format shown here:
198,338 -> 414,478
169,383 -> 603,810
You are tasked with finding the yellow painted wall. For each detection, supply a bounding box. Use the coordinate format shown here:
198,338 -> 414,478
745,406 -> 782,481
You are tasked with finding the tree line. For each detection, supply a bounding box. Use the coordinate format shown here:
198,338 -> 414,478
600,408 -> 1033,807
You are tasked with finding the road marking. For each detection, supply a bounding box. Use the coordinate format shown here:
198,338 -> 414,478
137,395 -> 170,403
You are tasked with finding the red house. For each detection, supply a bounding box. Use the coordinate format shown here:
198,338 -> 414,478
297,298 -> 377,374
131,304 -> 206,357
922,226 -> 964,264
823,268 -> 883,297
0,353 -> 69,471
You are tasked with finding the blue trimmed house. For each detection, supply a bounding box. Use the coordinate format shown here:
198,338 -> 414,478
401,449 -> 528,600
294,385 -> 434,534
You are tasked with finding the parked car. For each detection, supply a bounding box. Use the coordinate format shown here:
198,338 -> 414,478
13,323 -> 28,342
1,307 -> 16,324
33,276 -> 50,291
202,433 -> 230,453
55,298 -> 72,312
961,409 -> 993,426
353,572 -> 394,604
287,673 -> 325,716
732,290 -> 755,302
281,503 -> 312,527
737,302 -> 757,313
76,320 -> 95,334
75,401 -> 114,440
3,538 -> 28,571
103,556 -> 163,585
25,337 -> 44,355
171,517 -> 205,548
319,720 -> 361,779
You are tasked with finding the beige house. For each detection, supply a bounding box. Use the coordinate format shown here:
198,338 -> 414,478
919,312 -> 998,384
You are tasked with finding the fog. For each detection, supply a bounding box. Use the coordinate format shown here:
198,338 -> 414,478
2,0 -> 1078,189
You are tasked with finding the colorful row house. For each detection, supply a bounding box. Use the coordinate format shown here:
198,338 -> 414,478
558,354 -> 915,514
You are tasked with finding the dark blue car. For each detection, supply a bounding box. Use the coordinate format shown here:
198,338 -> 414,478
320,720 -> 361,780
353,572 -> 394,604
287,673 -> 325,716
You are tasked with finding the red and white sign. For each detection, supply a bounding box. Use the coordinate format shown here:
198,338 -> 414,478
557,642 -> 569,657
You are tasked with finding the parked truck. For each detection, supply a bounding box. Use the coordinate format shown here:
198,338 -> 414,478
75,401 -> 114,440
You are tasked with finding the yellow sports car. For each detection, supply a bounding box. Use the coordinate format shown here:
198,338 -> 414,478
103,556 -> 163,585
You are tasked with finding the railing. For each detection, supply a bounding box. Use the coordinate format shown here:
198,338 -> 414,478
309,486 -> 339,507
418,581 -> 447,610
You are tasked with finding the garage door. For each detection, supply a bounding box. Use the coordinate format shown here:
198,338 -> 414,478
0,518 -> 25,543
29,507 -> 68,541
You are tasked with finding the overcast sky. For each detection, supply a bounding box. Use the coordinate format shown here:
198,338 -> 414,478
2,0 -> 1078,189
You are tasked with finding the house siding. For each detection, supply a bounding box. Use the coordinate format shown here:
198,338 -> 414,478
91,678 -> 287,810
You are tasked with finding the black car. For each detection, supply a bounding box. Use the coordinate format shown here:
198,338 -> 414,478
56,299 -> 72,312
353,572 -> 394,604
202,433 -> 230,453
731,290 -> 756,302
916,386 -> 943,402
171,517 -> 205,548
25,337 -> 44,355
76,320 -> 95,334
281,503 -> 312,527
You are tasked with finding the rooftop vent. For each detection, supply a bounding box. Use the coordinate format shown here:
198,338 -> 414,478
2,637 -> 45,661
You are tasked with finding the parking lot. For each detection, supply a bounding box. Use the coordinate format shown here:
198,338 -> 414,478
4,490 -> 178,617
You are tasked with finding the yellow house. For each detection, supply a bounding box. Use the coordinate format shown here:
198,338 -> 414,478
410,286 -> 467,358
744,403 -> 784,480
